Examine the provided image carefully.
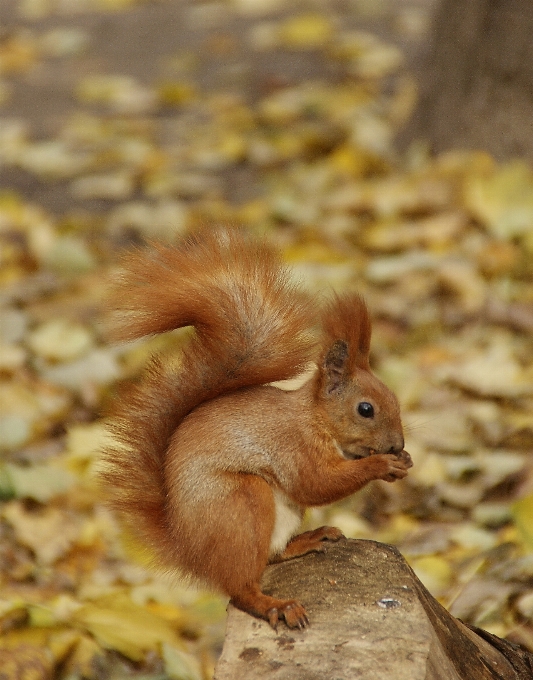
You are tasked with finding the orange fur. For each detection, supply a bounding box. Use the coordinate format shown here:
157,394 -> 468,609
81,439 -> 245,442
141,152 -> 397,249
320,293 -> 371,370
101,226 -> 412,629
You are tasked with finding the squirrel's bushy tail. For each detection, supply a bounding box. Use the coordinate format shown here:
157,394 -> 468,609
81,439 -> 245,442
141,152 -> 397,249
101,227 -> 316,567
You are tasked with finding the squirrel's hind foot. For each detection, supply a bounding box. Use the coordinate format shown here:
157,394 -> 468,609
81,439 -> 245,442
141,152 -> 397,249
231,587 -> 309,630
267,601 -> 309,630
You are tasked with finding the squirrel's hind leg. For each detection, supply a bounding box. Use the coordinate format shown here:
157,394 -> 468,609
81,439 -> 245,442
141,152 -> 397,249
202,473 -> 309,629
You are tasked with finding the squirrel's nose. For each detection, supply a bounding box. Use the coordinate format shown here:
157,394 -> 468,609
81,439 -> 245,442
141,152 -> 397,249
388,435 -> 405,455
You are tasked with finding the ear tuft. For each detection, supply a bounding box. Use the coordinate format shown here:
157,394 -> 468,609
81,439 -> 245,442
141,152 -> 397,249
319,293 -> 372,376
323,340 -> 349,395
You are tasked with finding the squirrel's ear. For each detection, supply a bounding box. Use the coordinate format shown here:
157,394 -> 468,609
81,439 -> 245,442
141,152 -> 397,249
320,294 -> 371,373
323,340 -> 349,395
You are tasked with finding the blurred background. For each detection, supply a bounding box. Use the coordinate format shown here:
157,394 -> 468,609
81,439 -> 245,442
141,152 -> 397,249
1,0 -> 533,678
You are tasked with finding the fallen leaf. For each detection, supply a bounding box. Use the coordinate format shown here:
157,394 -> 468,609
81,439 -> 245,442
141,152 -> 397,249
72,594 -> 183,661
3,501 -> 81,565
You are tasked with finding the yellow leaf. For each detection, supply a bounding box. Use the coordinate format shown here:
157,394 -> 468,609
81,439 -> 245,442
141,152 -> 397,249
65,422 -> 110,470
0,35 -> 39,75
158,82 -> 196,107
236,198 -> 269,225
279,14 -> 334,49
5,462 -> 75,503
145,601 -> 187,627
463,160 -> 533,239
0,600 -> 27,633
0,626 -> 54,651
329,144 -> 367,177
72,594 -> 182,661
3,501 -> 81,565
283,241 -> 348,265
47,629 -> 80,663
28,605 -> 57,629
410,555 -> 453,596
217,132 -> 247,162
60,635 -> 105,678
163,643 -> 202,680
512,494 -> 533,551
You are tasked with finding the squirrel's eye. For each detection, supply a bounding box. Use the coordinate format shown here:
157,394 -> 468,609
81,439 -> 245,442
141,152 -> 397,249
357,402 -> 374,418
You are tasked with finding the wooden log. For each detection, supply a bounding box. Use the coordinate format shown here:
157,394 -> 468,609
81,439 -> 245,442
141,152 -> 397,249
214,539 -> 533,679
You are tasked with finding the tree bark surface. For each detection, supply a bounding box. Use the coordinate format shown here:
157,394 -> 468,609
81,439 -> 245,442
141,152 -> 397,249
405,0 -> 533,160
214,539 -> 533,679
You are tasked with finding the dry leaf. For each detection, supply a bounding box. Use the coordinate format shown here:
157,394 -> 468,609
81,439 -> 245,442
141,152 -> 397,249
73,594 -> 183,661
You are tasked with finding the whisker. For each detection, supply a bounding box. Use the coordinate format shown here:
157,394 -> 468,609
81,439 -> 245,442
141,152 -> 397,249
403,415 -> 441,434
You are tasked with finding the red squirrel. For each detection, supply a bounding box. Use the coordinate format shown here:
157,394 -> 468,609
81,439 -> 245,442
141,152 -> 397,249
101,227 -> 412,630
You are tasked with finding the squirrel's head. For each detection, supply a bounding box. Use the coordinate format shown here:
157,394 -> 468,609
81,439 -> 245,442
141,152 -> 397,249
315,295 -> 404,459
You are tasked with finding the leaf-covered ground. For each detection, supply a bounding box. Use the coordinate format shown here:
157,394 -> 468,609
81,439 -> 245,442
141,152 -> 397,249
1,0 -> 533,678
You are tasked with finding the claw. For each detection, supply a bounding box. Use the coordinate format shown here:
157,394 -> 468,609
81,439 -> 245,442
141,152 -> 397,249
323,526 -> 344,541
267,607 -> 279,631
264,600 -> 309,630
401,450 -> 413,468
283,602 -> 309,629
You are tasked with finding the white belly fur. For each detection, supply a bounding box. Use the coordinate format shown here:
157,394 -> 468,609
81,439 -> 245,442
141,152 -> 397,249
269,489 -> 303,557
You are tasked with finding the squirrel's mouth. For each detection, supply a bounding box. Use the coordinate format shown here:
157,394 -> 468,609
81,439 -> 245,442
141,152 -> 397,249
341,448 -> 374,460
341,446 -> 380,460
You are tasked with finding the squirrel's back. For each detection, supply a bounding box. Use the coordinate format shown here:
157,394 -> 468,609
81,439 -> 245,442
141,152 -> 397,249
101,227 -> 316,566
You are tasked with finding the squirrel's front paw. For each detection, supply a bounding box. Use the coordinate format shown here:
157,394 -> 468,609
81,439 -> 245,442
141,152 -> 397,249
379,450 -> 413,482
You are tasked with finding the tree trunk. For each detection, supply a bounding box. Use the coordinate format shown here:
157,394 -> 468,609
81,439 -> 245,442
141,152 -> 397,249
405,0 -> 533,160
214,539 -> 533,679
